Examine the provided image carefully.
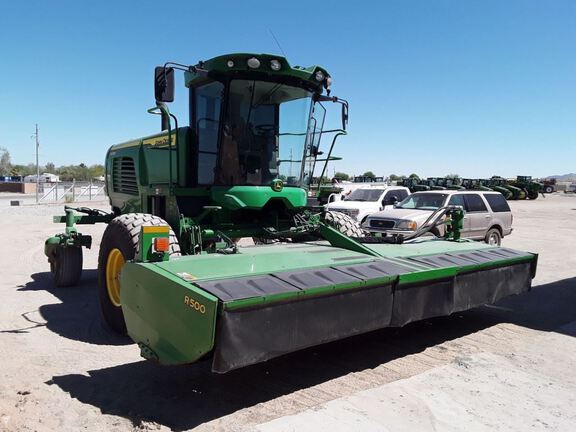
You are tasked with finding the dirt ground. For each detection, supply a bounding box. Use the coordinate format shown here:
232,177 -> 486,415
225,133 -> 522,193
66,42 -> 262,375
0,194 -> 575,431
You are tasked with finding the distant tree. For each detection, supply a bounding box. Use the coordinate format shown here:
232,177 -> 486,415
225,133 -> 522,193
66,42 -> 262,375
446,173 -> 460,179
409,173 -> 420,179
363,171 -> 376,179
333,172 -> 350,181
77,163 -> 90,181
11,164 -> 28,176
88,164 -> 105,179
0,147 -> 11,176
45,162 -> 56,173
389,174 -> 403,181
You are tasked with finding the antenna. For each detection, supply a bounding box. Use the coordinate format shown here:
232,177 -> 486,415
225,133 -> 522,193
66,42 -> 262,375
268,29 -> 287,57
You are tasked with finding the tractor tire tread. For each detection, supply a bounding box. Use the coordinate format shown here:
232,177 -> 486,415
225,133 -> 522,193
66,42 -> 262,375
324,211 -> 366,237
98,213 -> 180,334
51,246 -> 83,287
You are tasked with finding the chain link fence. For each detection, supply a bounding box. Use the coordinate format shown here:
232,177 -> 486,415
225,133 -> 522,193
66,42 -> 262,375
37,181 -> 107,203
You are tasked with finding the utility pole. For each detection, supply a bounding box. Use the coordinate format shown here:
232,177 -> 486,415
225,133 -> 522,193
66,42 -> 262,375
33,124 -> 39,203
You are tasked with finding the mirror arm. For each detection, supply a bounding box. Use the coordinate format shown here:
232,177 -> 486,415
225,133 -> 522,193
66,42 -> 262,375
163,62 -> 208,77
314,95 -> 349,131
317,131 -> 346,189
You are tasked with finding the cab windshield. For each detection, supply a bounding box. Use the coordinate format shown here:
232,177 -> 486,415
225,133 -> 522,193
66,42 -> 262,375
396,193 -> 448,210
218,80 -> 314,187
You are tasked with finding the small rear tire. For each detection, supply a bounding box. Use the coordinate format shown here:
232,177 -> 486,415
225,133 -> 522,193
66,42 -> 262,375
98,213 -> 180,335
543,185 -> 554,194
484,228 -> 502,246
50,246 -> 83,287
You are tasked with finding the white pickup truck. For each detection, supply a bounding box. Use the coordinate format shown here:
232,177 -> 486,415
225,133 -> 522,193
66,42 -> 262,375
325,186 -> 411,223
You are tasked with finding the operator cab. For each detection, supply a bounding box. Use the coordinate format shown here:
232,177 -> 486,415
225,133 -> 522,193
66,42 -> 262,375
153,53 -> 347,193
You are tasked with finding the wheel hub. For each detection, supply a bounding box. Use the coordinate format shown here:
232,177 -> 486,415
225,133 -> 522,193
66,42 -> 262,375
106,248 -> 125,307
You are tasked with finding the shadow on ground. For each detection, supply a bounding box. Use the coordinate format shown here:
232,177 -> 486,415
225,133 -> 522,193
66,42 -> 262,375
15,271 -> 129,346
47,277 -> 576,430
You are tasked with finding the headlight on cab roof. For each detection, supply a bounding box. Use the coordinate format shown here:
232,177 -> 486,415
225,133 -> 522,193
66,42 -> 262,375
396,220 -> 417,230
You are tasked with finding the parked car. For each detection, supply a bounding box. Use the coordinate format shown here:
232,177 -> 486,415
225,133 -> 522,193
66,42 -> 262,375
363,190 -> 513,245
325,186 -> 411,223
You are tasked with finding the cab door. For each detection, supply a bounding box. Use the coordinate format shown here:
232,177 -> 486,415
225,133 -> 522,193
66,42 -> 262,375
462,193 -> 490,239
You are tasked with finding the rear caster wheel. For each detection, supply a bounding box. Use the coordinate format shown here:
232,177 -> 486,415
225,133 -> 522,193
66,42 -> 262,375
50,246 -> 83,287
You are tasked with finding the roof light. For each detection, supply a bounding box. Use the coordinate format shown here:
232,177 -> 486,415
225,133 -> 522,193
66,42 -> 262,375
227,59 -> 235,68
315,71 -> 325,82
270,59 -> 281,71
247,57 -> 261,69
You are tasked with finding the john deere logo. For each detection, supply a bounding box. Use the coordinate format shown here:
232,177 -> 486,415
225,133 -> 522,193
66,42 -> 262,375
272,179 -> 284,192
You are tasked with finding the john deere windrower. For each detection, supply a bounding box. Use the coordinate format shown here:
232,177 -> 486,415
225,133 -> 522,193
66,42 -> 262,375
45,53 -> 537,373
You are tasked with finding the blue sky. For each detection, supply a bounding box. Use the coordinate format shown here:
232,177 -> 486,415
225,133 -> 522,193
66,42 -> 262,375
1,0 -> 574,178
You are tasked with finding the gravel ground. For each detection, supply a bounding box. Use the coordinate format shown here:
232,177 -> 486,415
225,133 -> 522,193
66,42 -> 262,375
0,194 -> 574,431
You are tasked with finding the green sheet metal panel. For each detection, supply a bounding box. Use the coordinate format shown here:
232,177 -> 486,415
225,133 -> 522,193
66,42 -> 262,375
120,263 -> 219,365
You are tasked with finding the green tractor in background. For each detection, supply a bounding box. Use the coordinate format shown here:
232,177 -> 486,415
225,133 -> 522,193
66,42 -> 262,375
426,177 -> 446,190
488,176 -> 541,200
489,176 -> 514,200
401,176 -> 430,192
509,176 -> 542,200
44,53 -> 538,373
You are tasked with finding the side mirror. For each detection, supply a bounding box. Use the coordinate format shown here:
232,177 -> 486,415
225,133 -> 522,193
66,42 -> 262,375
341,102 -> 349,130
383,195 -> 398,206
154,67 -> 175,103
311,145 -> 323,157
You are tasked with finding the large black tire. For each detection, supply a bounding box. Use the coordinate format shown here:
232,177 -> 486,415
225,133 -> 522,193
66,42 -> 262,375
527,189 -> 539,200
98,213 -> 180,334
323,211 -> 366,237
50,246 -> 83,287
484,227 -> 502,246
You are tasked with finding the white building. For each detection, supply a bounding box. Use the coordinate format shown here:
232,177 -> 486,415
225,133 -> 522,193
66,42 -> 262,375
24,173 -> 60,183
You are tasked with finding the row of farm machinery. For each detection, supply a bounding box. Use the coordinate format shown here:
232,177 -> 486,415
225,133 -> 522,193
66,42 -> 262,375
401,175 -> 545,200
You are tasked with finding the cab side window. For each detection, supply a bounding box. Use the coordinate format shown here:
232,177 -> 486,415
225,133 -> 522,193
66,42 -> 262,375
463,194 -> 488,212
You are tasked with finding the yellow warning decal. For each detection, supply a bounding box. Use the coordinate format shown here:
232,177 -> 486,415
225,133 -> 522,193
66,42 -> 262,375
142,225 -> 170,234
142,134 -> 176,148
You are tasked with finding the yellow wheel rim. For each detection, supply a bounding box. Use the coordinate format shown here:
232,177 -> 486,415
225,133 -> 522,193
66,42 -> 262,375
106,248 -> 125,307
